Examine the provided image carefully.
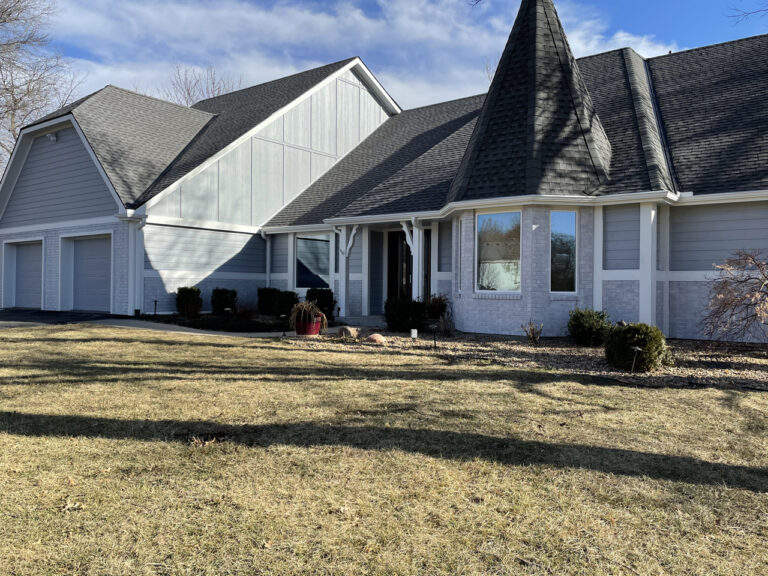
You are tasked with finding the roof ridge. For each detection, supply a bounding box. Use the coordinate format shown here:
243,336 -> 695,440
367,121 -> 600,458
100,85 -> 215,117
648,32 -> 768,61
192,57 -> 358,108
402,93 -> 486,113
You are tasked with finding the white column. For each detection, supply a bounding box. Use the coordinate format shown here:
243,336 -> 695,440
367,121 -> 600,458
361,226 -> 370,316
338,226 -> 348,317
593,206 -> 604,310
639,202 -> 658,325
659,204 -> 671,335
430,224 -> 439,298
135,222 -> 145,313
411,224 -> 423,301
265,235 -> 272,288
127,222 -> 135,315
287,232 -> 296,293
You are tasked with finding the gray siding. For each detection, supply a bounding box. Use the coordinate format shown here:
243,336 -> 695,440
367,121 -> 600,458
1,127 -> 118,228
348,232 -> 362,274
144,225 -> 266,273
437,221 -> 452,272
603,204 -> 640,270
369,231 -> 384,315
670,202 -> 768,271
270,234 -> 289,274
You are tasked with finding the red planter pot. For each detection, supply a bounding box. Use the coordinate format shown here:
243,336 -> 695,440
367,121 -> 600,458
295,316 -> 323,336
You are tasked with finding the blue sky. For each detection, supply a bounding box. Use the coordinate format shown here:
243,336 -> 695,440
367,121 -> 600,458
50,0 -> 767,108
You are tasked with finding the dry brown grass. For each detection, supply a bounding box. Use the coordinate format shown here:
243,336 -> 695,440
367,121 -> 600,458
0,324 -> 766,575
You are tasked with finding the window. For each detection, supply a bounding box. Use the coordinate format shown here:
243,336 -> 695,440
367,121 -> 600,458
550,211 -> 577,292
476,211 -> 522,292
296,234 -> 330,289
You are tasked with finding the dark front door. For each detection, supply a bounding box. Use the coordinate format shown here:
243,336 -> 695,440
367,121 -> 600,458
387,231 -> 412,301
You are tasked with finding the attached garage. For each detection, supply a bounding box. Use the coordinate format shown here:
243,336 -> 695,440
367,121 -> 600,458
61,234 -> 112,313
2,241 -> 44,309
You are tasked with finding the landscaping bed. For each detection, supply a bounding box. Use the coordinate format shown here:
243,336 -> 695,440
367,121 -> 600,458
142,313 -> 289,333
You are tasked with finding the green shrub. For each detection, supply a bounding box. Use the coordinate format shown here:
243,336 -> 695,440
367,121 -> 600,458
306,288 -> 337,322
257,288 -> 281,315
211,288 -> 238,316
176,287 -> 202,318
425,294 -> 449,320
604,323 -> 673,373
568,307 -> 612,346
257,288 -> 298,317
384,298 -> 428,332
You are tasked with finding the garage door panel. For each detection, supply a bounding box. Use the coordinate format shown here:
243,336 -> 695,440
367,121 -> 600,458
15,242 -> 42,309
73,237 -> 111,312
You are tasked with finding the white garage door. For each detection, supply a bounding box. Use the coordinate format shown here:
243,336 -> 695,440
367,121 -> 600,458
15,242 -> 42,309
73,236 -> 111,312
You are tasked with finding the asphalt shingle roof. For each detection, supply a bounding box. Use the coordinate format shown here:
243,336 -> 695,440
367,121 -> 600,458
266,95 -> 484,227
28,86 -> 214,206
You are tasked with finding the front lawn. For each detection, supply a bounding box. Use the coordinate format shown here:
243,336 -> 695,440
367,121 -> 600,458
0,325 -> 766,575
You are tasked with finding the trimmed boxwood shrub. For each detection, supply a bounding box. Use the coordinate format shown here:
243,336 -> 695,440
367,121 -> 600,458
176,287 -> 202,318
211,288 -> 238,316
384,298 -> 428,333
604,323 -> 673,373
306,288 -> 337,323
568,307 -> 612,346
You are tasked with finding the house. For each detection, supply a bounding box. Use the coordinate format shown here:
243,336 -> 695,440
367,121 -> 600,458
0,0 -> 766,340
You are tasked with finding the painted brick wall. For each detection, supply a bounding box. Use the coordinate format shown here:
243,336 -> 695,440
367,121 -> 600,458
603,280 -> 640,324
452,206 -> 594,336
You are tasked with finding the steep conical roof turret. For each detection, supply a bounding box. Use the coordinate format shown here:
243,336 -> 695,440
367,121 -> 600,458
448,0 -> 612,202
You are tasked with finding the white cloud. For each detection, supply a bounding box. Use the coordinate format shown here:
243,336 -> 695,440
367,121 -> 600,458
53,0 -> 680,109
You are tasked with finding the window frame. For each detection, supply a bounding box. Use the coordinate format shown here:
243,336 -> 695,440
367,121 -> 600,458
474,208 -> 524,294
549,209 -> 579,295
294,232 -> 332,291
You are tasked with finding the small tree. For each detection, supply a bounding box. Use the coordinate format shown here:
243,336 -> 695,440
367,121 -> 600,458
703,251 -> 768,343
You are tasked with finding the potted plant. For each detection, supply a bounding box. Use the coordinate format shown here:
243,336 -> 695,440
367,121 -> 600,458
289,300 -> 328,336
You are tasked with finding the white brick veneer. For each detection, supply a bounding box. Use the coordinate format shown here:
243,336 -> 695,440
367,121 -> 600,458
452,206 -> 594,336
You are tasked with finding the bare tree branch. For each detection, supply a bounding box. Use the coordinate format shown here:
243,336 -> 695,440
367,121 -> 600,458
158,64 -> 244,107
730,1 -> 768,22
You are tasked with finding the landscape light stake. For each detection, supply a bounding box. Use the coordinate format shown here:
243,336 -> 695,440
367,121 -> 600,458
630,346 -> 643,374
153,300 -> 158,316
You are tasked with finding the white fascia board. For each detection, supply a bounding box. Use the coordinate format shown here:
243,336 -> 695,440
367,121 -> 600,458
141,58 -> 397,214
674,189 -> 768,205
351,59 -> 402,115
69,116 -> 127,215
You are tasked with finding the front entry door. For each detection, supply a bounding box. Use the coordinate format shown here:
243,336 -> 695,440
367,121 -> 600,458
387,231 -> 412,300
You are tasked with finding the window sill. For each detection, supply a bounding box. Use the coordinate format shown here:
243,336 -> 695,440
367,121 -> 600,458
549,293 -> 579,301
472,292 -> 523,301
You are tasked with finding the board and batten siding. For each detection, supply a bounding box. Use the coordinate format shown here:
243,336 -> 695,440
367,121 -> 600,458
669,202 -> 768,271
148,71 -> 390,228
0,127 -> 119,228
144,225 -> 266,273
603,204 -> 640,270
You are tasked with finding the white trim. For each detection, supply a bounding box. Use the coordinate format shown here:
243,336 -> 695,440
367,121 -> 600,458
638,202 -> 656,324
474,209 -> 523,295
0,216 -> 118,236
659,204 -> 671,335
287,232 -> 296,291
593,206 -> 603,310
69,116 -> 126,215
293,231 -> 332,292
361,226 -> 370,315
548,209 -> 579,295
142,58 -> 401,214
675,189 -> 768,205
2,236 -> 45,309
430,224 -> 439,297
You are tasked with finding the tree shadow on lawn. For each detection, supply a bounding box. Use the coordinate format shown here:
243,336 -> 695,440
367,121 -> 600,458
0,410 -> 766,493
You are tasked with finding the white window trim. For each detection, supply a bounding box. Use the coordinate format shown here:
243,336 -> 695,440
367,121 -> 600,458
294,232 -> 332,294
549,209 -> 579,295
474,208 -> 523,295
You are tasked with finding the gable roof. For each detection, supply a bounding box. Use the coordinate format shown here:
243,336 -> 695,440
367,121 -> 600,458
135,58 -> 358,207
447,0 -> 612,204
26,85 -> 214,207
267,95 -> 484,228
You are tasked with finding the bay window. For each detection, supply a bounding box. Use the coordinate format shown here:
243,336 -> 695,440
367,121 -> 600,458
550,211 -> 577,293
476,211 -> 522,292
296,234 -> 331,289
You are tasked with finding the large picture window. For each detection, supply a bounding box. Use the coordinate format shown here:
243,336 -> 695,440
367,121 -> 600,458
476,211 -> 522,292
296,234 -> 330,289
550,211 -> 577,293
